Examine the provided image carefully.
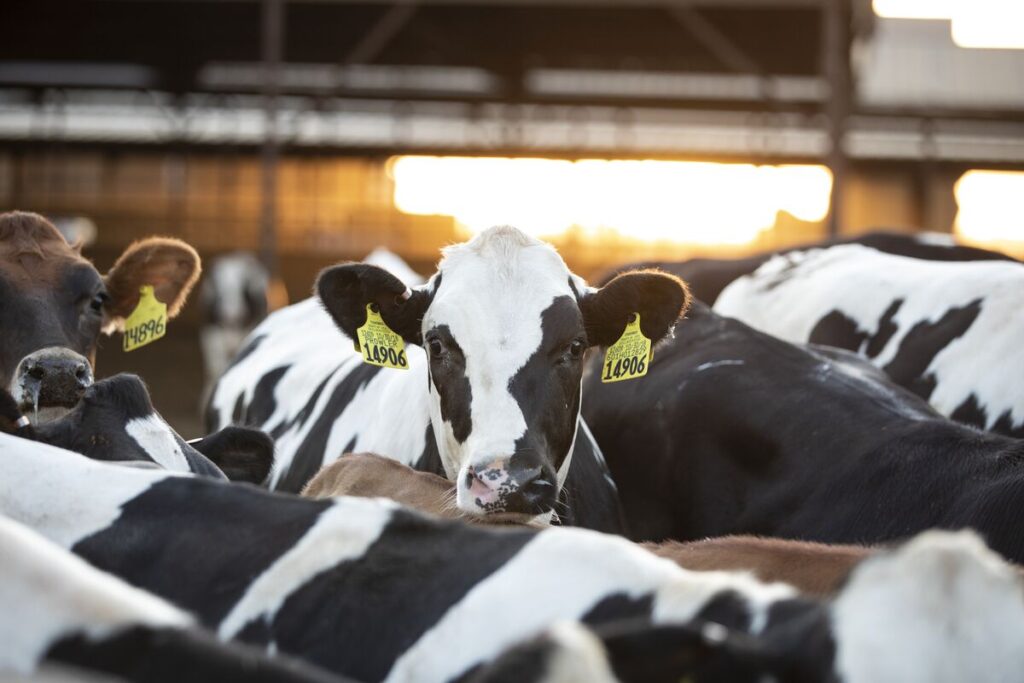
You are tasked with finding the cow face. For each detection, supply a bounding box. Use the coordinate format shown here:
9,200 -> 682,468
318,226 -> 689,522
0,211 -> 200,423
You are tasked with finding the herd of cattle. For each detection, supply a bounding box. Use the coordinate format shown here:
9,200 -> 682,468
2,209 -> 1024,683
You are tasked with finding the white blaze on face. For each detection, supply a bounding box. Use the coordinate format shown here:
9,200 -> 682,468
423,228 -> 580,489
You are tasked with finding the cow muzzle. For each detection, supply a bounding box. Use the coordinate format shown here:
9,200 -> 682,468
458,457 -> 557,519
11,347 -> 93,424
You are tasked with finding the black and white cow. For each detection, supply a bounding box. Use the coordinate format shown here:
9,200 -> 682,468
0,515 -> 351,683
603,230 -> 1017,305
210,227 -> 690,532
199,252 -> 271,397
5,433 -> 1024,683
713,244 -> 1024,438
0,210 -> 200,424
1,373 -> 272,483
583,302 -> 1024,562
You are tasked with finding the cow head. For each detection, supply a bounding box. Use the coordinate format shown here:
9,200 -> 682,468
318,226 -> 689,522
0,211 -> 200,423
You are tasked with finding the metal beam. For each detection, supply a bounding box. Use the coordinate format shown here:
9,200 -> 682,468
342,2 -> 419,66
260,0 -> 283,277
822,0 -> 850,237
668,6 -> 762,75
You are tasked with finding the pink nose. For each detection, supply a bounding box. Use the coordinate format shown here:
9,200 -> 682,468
463,458 -> 555,515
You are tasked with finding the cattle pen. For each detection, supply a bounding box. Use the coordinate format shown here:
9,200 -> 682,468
2,1 -> 1024,682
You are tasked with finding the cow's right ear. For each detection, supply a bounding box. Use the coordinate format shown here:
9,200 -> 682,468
316,263 -> 432,344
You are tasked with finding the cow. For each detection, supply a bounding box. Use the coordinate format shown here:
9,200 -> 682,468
0,210 -> 200,424
199,252 -> 271,400
303,452 -> 873,597
602,230 -> 1017,305
713,244 -> 1024,437
0,514 -> 353,683
1,373 -> 272,483
209,226 -> 690,532
4,436 -> 1024,682
582,301 -> 1024,562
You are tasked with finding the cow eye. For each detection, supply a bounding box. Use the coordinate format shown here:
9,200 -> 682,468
89,293 -> 109,314
427,338 -> 444,359
569,340 -> 584,358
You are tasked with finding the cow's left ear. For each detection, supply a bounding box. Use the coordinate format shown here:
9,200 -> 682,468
103,237 -> 201,331
580,270 -> 691,347
316,263 -> 432,344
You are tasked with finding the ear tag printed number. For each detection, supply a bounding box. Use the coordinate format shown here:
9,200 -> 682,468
356,304 -> 408,370
123,285 -> 167,352
602,313 -> 651,383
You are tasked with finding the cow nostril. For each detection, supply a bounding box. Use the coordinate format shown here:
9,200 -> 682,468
75,365 -> 90,380
26,365 -> 45,381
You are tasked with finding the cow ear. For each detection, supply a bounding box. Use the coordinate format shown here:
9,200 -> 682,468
316,263 -> 431,344
103,237 -> 201,332
190,426 -> 274,485
580,270 -> 691,347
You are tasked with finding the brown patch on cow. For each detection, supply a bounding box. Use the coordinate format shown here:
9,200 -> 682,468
301,452 -> 884,595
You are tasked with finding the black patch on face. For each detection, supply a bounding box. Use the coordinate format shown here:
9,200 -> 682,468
46,625 -> 341,683
276,362 -> 383,493
507,296 -> 586,478
881,298 -> 983,399
73,477 -> 333,627
428,324 -> 472,444
240,508 -> 536,681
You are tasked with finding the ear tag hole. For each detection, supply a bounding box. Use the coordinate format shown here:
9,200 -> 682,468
123,285 -> 167,352
601,312 -> 651,383
356,303 -> 408,370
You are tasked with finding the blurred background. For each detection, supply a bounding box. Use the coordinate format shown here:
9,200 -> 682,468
2,0 -> 1022,435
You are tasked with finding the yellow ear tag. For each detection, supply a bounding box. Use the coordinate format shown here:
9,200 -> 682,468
601,313 -> 651,383
123,285 -> 167,352
356,304 -> 408,370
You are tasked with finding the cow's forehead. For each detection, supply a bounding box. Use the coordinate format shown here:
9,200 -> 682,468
426,228 -> 578,345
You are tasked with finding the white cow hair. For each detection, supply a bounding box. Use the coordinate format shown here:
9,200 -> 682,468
0,515 -> 192,675
715,244 -> 1024,431
832,530 -> 1024,683
0,432 -> 175,549
124,414 -> 191,472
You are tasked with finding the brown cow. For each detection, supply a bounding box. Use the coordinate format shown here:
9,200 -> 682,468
302,453 -> 873,596
1,211 -> 200,423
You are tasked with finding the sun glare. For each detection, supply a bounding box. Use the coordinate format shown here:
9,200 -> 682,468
873,0 -> 1024,50
390,157 -> 832,246
954,171 -> 1024,252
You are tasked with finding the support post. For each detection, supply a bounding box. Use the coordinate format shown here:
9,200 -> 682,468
260,0 -> 284,276
822,0 -> 850,238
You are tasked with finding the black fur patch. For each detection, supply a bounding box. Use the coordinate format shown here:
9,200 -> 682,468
276,362 -> 383,492
191,426 -> 275,485
430,325 -> 472,443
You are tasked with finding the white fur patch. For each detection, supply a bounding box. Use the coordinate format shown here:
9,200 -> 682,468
832,530 -> 1024,683
125,415 -> 191,472
218,497 -> 396,639
384,527 -> 794,682
715,245 -> 1024,431
0,515 -> 191,674
0,432 -> 173,549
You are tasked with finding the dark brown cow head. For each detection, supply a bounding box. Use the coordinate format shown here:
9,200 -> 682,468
0,211 -> 200,423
